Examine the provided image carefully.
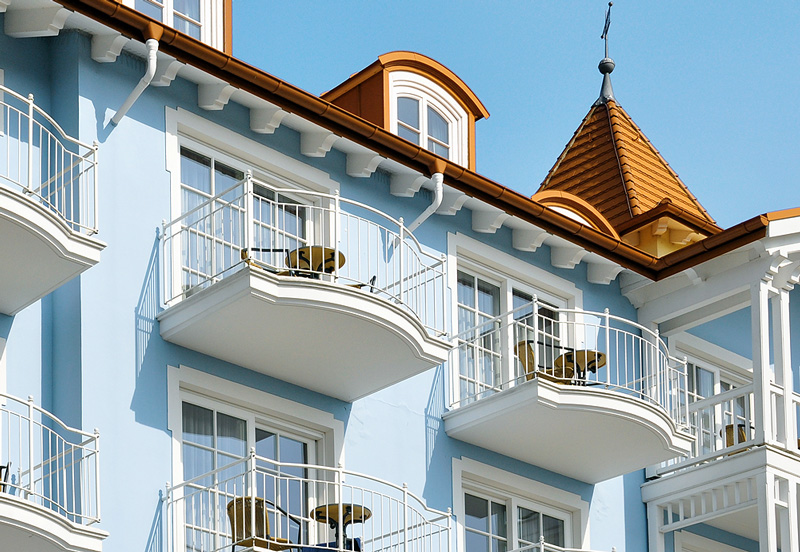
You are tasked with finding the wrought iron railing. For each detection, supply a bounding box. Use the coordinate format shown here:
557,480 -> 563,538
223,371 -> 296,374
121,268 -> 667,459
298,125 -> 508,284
161,172 -> 447,336
165,449 -> 452,552
0,393 -> 101,525
448,298 -> 689,429
0,84 -> 98,235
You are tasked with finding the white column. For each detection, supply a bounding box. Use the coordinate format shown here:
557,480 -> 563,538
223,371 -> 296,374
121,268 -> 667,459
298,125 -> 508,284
771,288 -> 794,447
751,281 -> 773,445
787,477 -> 800,552
647,502 -> 665,552
756,471 -> 778,552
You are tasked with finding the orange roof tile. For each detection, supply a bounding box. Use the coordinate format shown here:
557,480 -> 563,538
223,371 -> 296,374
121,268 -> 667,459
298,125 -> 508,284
538,99 -> 719,234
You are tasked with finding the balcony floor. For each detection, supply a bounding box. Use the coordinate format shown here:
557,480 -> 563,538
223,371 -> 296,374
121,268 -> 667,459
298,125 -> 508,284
158,266 -> 451,401
444,378 -> 693,483
0,187 -> 104,315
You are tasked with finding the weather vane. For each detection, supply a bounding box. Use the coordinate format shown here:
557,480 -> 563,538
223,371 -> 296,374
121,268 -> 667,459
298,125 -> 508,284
601,2 -> 612,59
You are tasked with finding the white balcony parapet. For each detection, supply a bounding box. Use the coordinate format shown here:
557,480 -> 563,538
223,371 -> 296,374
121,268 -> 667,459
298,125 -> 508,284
511,539 -> 615,552
655,384 -> 758,476
0,84 -> 99,235
448,299 -> 689,429
161,173 -> 447,337
165,448 -> 452,552
0,392 -> 101,525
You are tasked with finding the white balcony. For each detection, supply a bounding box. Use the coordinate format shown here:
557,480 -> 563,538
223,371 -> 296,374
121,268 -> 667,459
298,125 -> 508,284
0,84 -> 104,315
443,301 -> 694,483
158,175 -> 450,401
0,393 -> 106,552
165,450 -> 451,552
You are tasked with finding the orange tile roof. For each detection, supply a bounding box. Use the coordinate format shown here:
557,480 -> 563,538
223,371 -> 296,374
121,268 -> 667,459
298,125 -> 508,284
538,100 -> 719,234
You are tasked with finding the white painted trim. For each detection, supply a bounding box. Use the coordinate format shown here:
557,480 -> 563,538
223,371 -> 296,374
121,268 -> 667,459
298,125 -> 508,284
674,531 -> 746,552
389,71 -> 468,167
0,337 -> 6,398
167,365 -> 345,488
165,107 -> 339,218
670,332 -> 753,382
452,457 -> 589,550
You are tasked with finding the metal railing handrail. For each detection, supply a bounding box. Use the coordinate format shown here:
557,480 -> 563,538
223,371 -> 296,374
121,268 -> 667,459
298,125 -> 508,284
0,84 -> 99,235
511,539 -> 616,552
687,383 -> 755,413
0,392 -> 101,525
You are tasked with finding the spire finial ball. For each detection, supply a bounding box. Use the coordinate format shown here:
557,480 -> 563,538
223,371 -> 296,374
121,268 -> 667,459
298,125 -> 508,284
598,57 -> 615,75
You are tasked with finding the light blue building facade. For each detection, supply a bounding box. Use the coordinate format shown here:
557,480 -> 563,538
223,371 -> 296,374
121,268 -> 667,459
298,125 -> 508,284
0,3 -> 798,552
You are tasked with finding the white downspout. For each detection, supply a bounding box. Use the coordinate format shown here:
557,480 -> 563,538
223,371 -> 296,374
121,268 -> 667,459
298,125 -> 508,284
406,172 -> 444,233
111,38 -> 159,126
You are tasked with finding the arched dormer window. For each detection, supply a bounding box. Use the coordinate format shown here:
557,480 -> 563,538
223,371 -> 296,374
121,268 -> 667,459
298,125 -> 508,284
389,71 -> 467,165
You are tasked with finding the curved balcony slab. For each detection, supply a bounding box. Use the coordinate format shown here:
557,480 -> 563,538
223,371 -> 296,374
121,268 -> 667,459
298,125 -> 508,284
0,186 -> 104,315
443,378 -> 694,483
158,266 -> 451,401
0,492 -> 107,552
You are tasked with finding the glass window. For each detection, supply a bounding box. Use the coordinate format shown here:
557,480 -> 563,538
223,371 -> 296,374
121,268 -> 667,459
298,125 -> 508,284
137,0 -> 202,41
457,271 -> 501,402
395,97 -> 450,159
512,290 -> 561,376
464,492 -> 568,551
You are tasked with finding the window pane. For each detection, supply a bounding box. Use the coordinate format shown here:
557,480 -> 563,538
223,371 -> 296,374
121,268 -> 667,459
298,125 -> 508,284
174,0 -> 200,20
491,539 -> 507,552
215,161 -> 244,198
427,107 -> 448,143
518,506 -> 540,544
465,494 -> 488,531
491,502 -> 506,538
135,0 -> 163,20
428,139 -> 450,159
466,531 -> 489,552
398,97 -> 420,129
216,412 -> 247,457
256,429 -> 277,460
183,402 -> 213,447
458,272 -> 476,309
398,124 -> 421,144
183,443 -> 213,481
181,148 -> 212,194
174,16 -> 201,39
477,280 -> 500,317
542,514 -> 564,547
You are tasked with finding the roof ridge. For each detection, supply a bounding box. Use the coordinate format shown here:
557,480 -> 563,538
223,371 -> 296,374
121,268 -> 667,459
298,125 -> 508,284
611,102 -> 717,225
605,101 -> 639,217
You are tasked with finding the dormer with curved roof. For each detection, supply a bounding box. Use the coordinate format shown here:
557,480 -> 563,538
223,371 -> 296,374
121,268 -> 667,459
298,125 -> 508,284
322,51 -> 489,171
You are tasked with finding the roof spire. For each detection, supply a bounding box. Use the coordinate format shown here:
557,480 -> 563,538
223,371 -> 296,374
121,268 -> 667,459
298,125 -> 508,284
595,2 -> 615,106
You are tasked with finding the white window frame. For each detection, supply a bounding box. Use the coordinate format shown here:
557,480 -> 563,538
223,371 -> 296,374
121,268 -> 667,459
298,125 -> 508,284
389,71 -> 469,166
167,364 -> 345,485
453,458 -> 590,551
448,233 -> 582,399
126,0 -> 224,48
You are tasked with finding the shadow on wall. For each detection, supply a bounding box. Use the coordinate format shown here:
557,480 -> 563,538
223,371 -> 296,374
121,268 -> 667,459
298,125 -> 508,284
130,229 -> 169,433
143,491 -> 164,552
423,364 -> 451,510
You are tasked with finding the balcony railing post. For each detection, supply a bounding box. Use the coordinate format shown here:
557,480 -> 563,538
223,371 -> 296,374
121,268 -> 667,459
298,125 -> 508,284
604,308 -> 611,386
403,483 -> 409,552
446,507 -> 452,552
248,447 -> 257,544
336,464 -> 344,550
333,190 -> 341,282
26,94 -> 34,193
538,535 -> 545,552
27,395 -> 35,498
244,171 -> 254,262
532,297 -> 540,375
93,428 -> 101,522
683,356 -> 689,427
398,217 -> 405,305
92,141 -> 99,234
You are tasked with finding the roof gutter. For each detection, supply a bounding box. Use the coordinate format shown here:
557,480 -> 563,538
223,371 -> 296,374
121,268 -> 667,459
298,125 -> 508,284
51,0 -> 775,281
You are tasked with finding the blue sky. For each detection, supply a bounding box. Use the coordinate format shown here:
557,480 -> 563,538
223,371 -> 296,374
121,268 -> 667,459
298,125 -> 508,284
232,1 -> 799,229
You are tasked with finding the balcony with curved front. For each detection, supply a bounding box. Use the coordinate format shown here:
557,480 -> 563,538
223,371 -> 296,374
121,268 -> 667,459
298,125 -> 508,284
158,174 -> 450,401
0,393 -> 106,552
442,300 -> 694,483
0,84 -> 104,315
165,449 -> 451,552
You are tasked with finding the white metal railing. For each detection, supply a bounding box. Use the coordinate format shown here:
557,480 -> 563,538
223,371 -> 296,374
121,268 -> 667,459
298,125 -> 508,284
448,299 -> 689,429
0,84 -> 98,235
0,393 -> 101,525
657,384 -> 755,475
511,539 -> 615,552
165,448 -> 452,552
161,172 -> 447,336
